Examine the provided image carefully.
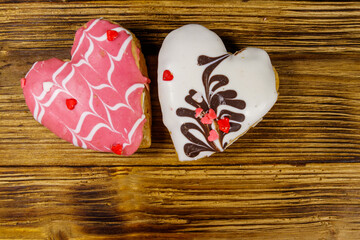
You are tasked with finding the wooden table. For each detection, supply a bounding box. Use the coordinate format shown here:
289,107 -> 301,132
1,1 -> 360,239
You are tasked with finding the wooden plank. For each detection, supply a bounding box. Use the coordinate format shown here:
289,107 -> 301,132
1,1 -> 360,54
1,164 -> 360,239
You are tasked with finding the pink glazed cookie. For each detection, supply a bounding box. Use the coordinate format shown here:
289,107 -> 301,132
22,19 -> 151,155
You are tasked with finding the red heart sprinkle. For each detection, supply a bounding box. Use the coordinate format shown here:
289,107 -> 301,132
66,98 -> 77,110
20,78 -> 26,88
107,30 -> 119,41
208,108 -> 217,120
201,114 -> 213,124
163,70 -> 174,81
111,143 -> 123,155
218,117 -> 230,133
208,130 -> 219,142
195,108 -> 203,118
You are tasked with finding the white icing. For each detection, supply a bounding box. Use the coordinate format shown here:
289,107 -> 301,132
42,82 -> 54,93
158,24 -> 278,161
122,114 -> 146,148
192,92 -> 203,103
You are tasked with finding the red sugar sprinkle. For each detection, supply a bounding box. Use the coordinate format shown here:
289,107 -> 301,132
66,98 -> 77,110
111,144 -> 123,155
201,115 -> 212,124
107,30 -> 119,41
218,117 -> 230,133
208,130 -> 219,142
208,108 -> 217,120
20,78 -> 26,88
195,108 -> 203,118
163,70 -> 174,81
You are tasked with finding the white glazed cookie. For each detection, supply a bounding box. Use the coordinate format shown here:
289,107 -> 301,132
158,24 -> 279,161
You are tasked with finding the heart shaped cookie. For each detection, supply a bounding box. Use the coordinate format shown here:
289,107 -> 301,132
22,19 -> 151,155
158,24 -> 279,161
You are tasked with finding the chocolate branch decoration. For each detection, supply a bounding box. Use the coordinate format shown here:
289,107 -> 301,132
176,54 -> 246,158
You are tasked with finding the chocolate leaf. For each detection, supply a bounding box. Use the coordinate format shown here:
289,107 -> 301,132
198,54 -> 228,66
209,90 -> 242,110
180,122 -> 213,149
224,99 -> 246,110
184,143 -> 213,158
229,122 -> 242,132
218,110 -> 245,122
209,74 -> 229,92
176,108 -> 195,118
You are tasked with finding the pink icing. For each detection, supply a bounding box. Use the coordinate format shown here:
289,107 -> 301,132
207,130 -> 219,142
22,19 -> 148,155
195,108 -> 203,118
200,115 -> 212,124
208,109 -> 216,120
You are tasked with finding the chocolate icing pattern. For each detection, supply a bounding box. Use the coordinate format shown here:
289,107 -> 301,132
176,54 -> 246,158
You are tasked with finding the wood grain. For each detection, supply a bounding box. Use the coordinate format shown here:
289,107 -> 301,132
0,0 -> 360,239
2,164 -> 360,239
